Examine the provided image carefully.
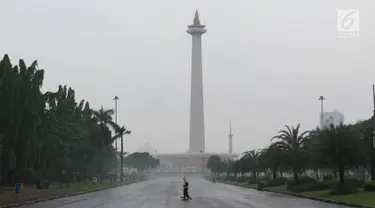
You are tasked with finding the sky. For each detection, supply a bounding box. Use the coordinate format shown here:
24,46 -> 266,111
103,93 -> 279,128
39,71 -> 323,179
0,0 -> 374,154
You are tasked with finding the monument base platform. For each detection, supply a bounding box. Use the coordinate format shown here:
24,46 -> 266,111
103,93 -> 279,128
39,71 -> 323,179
153,152 -> 238,173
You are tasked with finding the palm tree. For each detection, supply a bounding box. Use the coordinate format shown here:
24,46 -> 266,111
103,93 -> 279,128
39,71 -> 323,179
222,158 -> 235,176
112,125 -> 131,182
92,107 -> 118,144
232,159 -> 243,177
271,124 -> 310,183
242,148 -> 262,180
315,124 -> 365,186
354,119 -> 374,179
259,144 -> 285,180
125,152 -> 159,174
207,155 -> 224,177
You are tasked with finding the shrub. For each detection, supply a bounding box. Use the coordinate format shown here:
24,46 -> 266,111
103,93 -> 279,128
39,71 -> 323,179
247,176 -> 269,184
323,175 -> 335,180
364,181 -> 375,192
345,178 -> 364,188
288,181 -> 331,193
364,183 -> 375,192
248,179 -> 261,184
257,176 -> 269,181
224,175 -> 237,181
237,176 -> 250,182
266,178 -> 287,187
287,178 -> 361,193
218,176 -> 226,181
286,176 -> 315,189
323,179 -> 339,187
330,184 -> 358,195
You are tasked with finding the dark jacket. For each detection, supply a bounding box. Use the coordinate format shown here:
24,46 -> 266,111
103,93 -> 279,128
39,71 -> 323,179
183,181 -> 189,190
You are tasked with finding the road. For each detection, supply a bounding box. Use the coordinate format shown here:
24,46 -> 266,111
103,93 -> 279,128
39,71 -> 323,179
20,177 -> 350,208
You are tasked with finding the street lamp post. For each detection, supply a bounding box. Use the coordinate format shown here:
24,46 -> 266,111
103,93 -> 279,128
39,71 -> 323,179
113,96 -> 119,149
120,127 -> 131,182
318,96 -> 325,129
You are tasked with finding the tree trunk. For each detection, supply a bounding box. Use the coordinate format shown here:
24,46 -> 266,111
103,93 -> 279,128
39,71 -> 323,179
293,168 -> 299,183
120,135 -> 124,182
333,167 -> 338,179
338,165 -> 345,186
252,171 -> 256,180
272,165 -> 277,180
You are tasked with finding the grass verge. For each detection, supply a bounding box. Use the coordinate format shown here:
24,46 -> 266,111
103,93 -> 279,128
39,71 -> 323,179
220,180 -> 375,207
325,192 -> 375,206
0,180 -> 140,207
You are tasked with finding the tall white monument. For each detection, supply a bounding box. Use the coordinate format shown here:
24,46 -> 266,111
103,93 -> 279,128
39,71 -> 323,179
228,121 -> 233,154
187,10 -> 206,153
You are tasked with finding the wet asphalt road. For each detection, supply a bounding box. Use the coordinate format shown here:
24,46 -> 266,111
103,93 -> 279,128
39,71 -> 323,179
20,177 -> 350,208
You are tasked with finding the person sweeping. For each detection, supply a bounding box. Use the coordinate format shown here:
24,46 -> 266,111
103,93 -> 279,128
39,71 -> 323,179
182,176 -> 192,200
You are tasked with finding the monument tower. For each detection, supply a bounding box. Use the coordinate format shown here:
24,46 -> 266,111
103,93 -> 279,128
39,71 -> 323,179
187,10 -> 206,153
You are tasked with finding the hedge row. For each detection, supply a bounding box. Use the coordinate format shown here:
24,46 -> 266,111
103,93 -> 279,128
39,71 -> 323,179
286,177 -> 363,195
221,175 -> 375,195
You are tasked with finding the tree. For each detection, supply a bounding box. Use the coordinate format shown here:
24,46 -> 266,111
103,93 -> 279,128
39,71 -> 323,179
242,149 -> 262,179
271,124 -> 310,183
0,54 -> 124,184
207,155 -> 224,176
125,152 -> 159,174
314,124 -> 365,186
354,118 -> 374,178
258,145 -> 286,180
222,158 -> 235,176
232,159 -> 244,177
112,125 -> 131,182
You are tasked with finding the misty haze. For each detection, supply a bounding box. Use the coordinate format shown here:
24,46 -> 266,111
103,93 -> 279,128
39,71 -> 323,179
0,0 -> 374,207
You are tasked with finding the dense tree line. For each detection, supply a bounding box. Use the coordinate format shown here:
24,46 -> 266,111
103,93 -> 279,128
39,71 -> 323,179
124,152 -> 160,174
0,54 -> 159,185
207,118 -> 374,192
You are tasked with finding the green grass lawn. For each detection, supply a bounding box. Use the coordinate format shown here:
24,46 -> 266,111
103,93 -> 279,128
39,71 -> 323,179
245,184 -> 257,188
325,192 -> 375,206
296,189 -> 375,206
267,185 -> 287,191
300,190 -> 331,197
220,179 -> 375,207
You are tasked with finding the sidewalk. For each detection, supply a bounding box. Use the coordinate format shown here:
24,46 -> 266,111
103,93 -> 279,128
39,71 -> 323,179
0,181 -> 137,207
0,184 -> 74,206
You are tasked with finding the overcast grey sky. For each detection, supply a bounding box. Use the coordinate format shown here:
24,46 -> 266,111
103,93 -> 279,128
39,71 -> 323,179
0,0 -> 374,154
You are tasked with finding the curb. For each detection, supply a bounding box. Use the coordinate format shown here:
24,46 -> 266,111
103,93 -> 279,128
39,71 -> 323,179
0,181 -> 141,208
264,189 -> 375,208
219,181 -> 375,208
